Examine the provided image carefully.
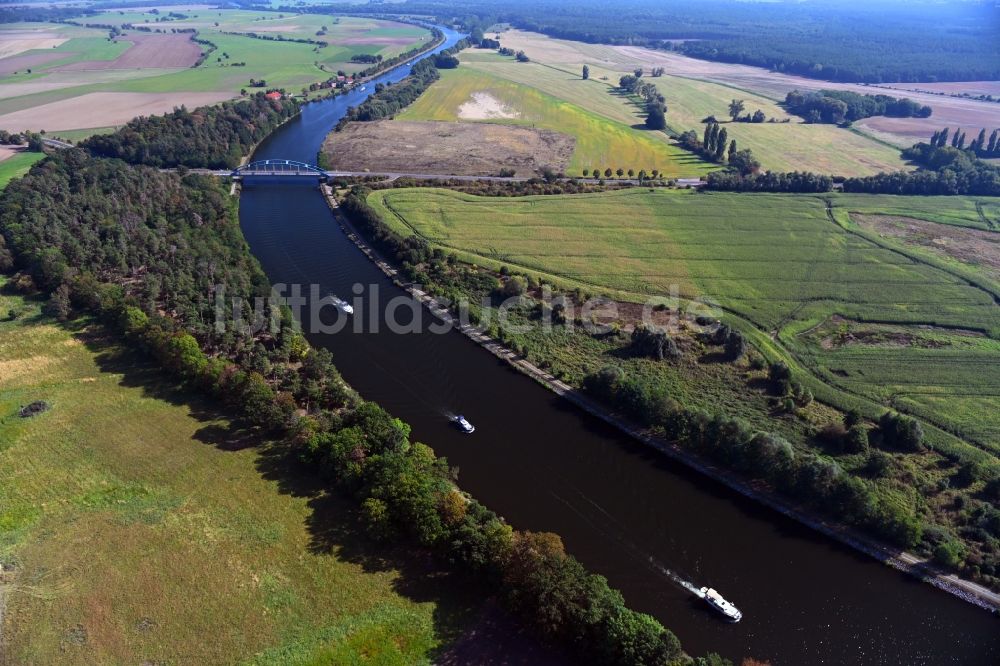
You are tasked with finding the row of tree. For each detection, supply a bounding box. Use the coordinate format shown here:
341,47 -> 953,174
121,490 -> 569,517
929,127 -> 1000,159
784,90 -> 932,124
619,70 -> 668,130
676,129 -> 759,175
704,170 -> 834,193
81,93 -> 301,169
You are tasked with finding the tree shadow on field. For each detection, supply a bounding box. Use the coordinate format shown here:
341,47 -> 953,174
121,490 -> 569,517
71,317 -> 557,664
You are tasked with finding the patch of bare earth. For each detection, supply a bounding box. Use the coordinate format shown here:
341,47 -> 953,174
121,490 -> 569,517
852,213 -> 1000,281
0,32 -> 66,59
0,51 -> 69,76
54,34 -> 201,71
322,120 -> 574,176
458,91 -> 518,120
0,91 -> 234,131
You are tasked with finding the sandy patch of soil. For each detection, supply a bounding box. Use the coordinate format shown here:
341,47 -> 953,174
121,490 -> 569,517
0,91 -> 234,131
55,34 -> 201,71
0,51 -> 69,76
458,91 -> 519,120
0,33 -> 66,59
852,213 -> 1000,281
322,119 -> 574,176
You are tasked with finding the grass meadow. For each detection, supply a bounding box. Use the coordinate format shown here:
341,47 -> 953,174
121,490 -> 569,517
367,187 -> 1000,455
0,279 -> 481,664
398,64 -> 715,177
479,32 -> 909,176
0,151 -> 43,190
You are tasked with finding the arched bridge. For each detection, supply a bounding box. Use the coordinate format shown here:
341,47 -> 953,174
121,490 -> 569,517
231,159 -> 330,179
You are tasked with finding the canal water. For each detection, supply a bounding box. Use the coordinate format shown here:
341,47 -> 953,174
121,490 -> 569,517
237,26 -> 999,664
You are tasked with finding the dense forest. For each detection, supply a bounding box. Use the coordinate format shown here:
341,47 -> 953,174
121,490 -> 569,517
303,0 -> 1000,83
82,94 -> 301,169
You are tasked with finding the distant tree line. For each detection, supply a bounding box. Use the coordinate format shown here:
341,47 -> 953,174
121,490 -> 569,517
784,90 -> 932,124
315,0 -> 1000,84
81,93 -> 301,169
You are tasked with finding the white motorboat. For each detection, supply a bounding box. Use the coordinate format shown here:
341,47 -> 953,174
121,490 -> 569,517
698,587 -> 742,622
329,295 -> 354,315
453,415 -> 475,434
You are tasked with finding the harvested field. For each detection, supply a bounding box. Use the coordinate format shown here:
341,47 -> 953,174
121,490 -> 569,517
0,91 -> 233,131
0,32 -> 66,59
322,119 -> 574,176
0,51 -> 68,76
852,213 -> 1000,282
54,34 -> 201,71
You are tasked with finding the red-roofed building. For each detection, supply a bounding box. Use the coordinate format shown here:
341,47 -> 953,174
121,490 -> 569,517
264,91 -> 282,100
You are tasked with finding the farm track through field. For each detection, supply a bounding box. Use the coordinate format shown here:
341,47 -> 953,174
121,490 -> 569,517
976,201 -> 998,230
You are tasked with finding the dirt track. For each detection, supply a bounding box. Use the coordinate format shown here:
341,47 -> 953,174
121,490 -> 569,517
322,119 -> 575,176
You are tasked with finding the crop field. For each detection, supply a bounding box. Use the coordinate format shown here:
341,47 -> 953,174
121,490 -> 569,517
0,280 -> 480,664
459,48 -> 904,175
0,11 -> 432,132
491,29 -> 1000,172
398,65 -> 714,177
367,187 -> 1000,453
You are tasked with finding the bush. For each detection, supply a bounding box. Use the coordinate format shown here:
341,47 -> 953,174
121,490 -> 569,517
878,412 -> 925,451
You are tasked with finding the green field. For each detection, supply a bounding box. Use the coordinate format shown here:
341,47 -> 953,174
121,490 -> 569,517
0,280 -> 479,664
0,12 -> 432,128
0,151 -> 44,190
367,187 -> 1000,452
399,63 -> 715,177
477,32 -> 908,176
